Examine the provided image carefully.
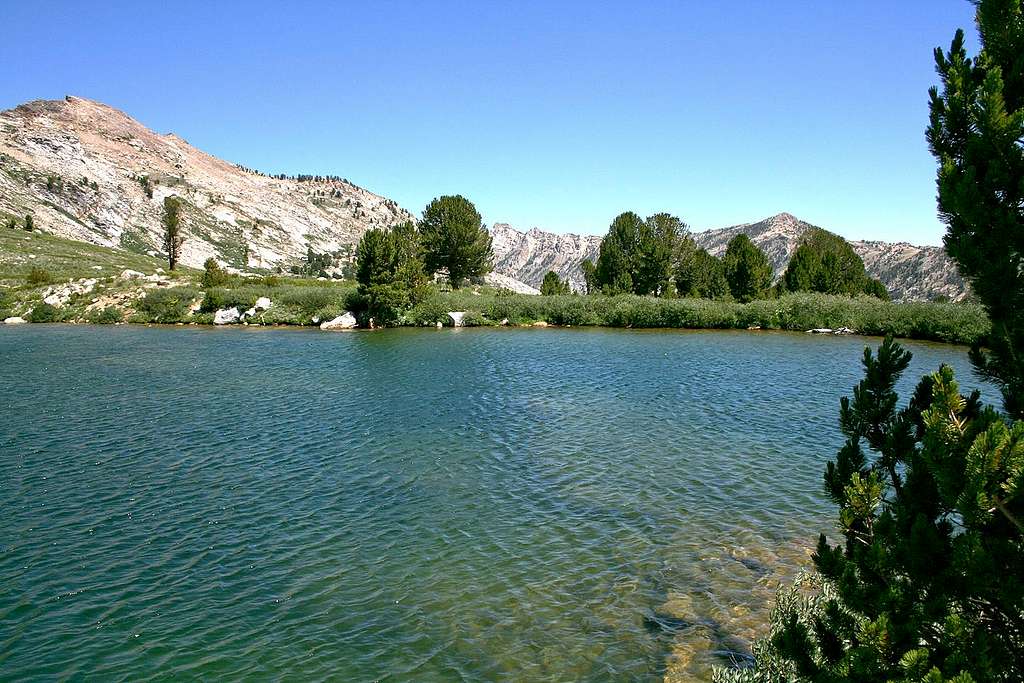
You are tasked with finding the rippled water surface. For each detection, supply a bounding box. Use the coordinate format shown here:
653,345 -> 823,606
0,326 -> 985,681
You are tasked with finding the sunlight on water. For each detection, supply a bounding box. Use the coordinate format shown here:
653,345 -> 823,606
0,326 -> 985,681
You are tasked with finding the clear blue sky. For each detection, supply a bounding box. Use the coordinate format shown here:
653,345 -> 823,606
1,1 -> 979,244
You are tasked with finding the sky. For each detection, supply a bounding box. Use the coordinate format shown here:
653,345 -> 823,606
0,1 -> 980,244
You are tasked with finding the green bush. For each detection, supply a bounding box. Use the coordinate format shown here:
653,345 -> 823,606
26,266 -> 53,285
27,302 -> 61,323
87,306 -> 124,324
200,258 -> 232,288
135,287 -> 198,323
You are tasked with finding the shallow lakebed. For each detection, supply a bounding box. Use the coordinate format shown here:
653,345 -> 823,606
0,326 -> 987,681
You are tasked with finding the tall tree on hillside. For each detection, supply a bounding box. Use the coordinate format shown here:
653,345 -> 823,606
722,234 -> 772,302
927,0 -> 1024,417
161,197 -> 184,271
595,211 -> 685,295
419,195 -> 492,289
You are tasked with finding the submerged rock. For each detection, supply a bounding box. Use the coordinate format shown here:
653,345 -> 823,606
320,312 -> 357,330
447,311 -> 466,327
213,307 -> 241,325
807,328 -> 833,334
532,320 -> 549,327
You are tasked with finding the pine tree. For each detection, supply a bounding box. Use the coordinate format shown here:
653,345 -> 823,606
722,234 -> 772,302
540,270 -> 571,295
927,0 -> 1024,418
594,211 -> 685,295
161,196 -> 184,270
675,236 -> 731,299
781,228 -> 887,298
580,259 -> 598,294
419,195 -> 492,289
721,5 -> 1024,682
355,222 -> 430,324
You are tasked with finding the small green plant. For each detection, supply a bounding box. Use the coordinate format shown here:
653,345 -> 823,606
26,266 -> 53,285
27,302 -> 61,323
135,287 -> 198,323
88,306 -> 124,324
200,258 -> 231,288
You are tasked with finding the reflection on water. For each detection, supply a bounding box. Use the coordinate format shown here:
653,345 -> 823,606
0,326 -> 984,681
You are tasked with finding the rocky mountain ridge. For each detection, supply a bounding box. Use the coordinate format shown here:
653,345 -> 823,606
490,213 -> 969,302
0,96 -> 412,271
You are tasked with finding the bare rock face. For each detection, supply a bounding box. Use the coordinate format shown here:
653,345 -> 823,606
491,213 -> 969,302
490,223 -> 601,293
0,96 -> 414,271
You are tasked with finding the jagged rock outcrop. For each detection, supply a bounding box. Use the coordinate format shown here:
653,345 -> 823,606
0,96 -> 413,271
491,213 -> 969,302
490,223 -> 601,293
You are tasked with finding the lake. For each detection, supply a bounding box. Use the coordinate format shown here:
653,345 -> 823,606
0,326 -> 986,681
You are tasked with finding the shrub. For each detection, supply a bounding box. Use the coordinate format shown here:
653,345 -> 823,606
135,287 -> 198,323
87,306 -> 124,324
27,302 -> 61,323
26,266 -> 53,285
200,258 -> 231,288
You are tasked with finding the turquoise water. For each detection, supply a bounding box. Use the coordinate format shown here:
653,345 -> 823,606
0,326 -> 985,681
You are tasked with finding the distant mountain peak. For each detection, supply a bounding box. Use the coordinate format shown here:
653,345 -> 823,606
491,215 -> 968,302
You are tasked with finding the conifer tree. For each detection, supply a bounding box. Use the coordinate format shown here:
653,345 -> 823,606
594,211 -> 684,295
540,270 -> 571,295
580,259 -> 598,294
161,196 -> 184,270
355,222 -> 430,324
722,234 -> 772,302
927,0 -> 1024,418
419,195 -> 492,289
675,236 -> 731,299
23,214 -> 34,232
720,5 -> 1024,682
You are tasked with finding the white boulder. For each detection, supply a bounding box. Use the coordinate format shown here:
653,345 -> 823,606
120,269 -> 146,279
254,297 -> 271,312
447,311 -> 466,327
214,307 -> 241,325
320,312 -> 358,330
4,316 -> 27,325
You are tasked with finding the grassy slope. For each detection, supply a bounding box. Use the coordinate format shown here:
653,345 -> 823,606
0,228 -> 990,345
0,227 -> 184,284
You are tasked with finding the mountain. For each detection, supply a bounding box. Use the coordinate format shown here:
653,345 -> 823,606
490,213 -> 970,302
490,223 -> 602,293
0,97 -> 968,301
0,96 -> 413,271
